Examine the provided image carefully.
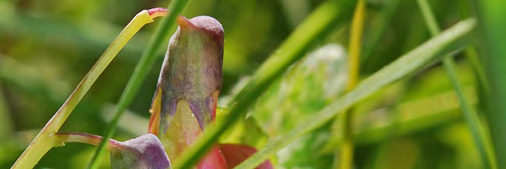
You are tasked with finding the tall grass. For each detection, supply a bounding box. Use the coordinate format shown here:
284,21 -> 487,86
471,0 -> 506,168
1,0 -> 502,168
236,18 -> 476,168
416,0 -> 495,168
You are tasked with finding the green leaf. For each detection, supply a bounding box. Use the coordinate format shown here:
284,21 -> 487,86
471,0 -> 506,168
253,44 -> 348,136
246,44 -> 347,168
416,0 -> 495,168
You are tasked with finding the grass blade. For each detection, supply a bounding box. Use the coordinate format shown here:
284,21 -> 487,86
236,18 -> 476,169
11,10 -> 157,169
362,0 -> 401,62
416,0 -> 496,168
339,0 -> 366,168
470,0 -> 506,168
173,0 -> 358,168
86,1 -> 190,168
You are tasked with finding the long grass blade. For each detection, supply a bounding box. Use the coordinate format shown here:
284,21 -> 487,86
416,0 -> 495,168
338,0 -> 366,168
470,0 -> 506,168
236,18 -> 476,169
11,9 -> 157,169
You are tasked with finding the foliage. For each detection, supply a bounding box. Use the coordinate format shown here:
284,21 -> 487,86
0,0 -> 503,168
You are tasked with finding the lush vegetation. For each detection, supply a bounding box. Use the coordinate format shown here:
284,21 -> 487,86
0,0 -> 504,168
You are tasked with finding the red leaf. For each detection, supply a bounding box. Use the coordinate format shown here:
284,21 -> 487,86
219,144 -> 273,169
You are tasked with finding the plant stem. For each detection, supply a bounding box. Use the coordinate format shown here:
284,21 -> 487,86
54,132 -> 119,150
416,0 -> 495,168
11,9 -> 157,169
456,1 -> 489,92
338,0 -> 366,168
462,47 -> 489,92
86,1 -> 189,168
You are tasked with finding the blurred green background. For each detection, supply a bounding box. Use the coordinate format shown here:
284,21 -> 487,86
0,0 -> 487,168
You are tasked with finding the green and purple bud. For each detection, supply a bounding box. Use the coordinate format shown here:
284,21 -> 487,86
149,15 -> 224,135
109,134 -> 171,169
147,15 -> 226,168
55,133 -> 171,169
147,14 -> 272,169
51,9 -> 270,169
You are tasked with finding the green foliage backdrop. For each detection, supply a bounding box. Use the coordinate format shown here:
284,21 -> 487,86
0,0 -> 503,168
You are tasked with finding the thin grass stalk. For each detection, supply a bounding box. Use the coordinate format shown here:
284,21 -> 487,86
469,0 -> 506,168
416,0 -> 495,168
456,1 -> 489,92
361,0 -> 400,63
338,0 -> 366,168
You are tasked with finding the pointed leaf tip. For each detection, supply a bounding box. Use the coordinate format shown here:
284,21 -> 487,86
176,15 -> 196,29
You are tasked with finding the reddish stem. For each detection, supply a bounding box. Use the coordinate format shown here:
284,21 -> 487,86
54,132 -> 121,150
147,7 -> 168,18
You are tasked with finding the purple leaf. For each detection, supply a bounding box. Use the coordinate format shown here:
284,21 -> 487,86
109,134 -> 171,169
219,144 -> 273,169
55,132 -> 171,169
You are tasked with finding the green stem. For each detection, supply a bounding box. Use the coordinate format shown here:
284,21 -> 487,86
469,0 -> 506,168
339,0 -> 366,168
86,1 -> 190,168
11,10 -> 157,169
462,47 -> 489,92
173,0 -> 358,168
416,0 -> 495,168
361,0 -> 400,62
456,1 -> 489,92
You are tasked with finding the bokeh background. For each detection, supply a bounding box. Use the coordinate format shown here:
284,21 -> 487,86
0,0 -> 488,168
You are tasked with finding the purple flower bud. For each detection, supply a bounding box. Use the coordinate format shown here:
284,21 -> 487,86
149,15 -> 224,136
146,15 -> 226,168
109,134 -> 171,169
